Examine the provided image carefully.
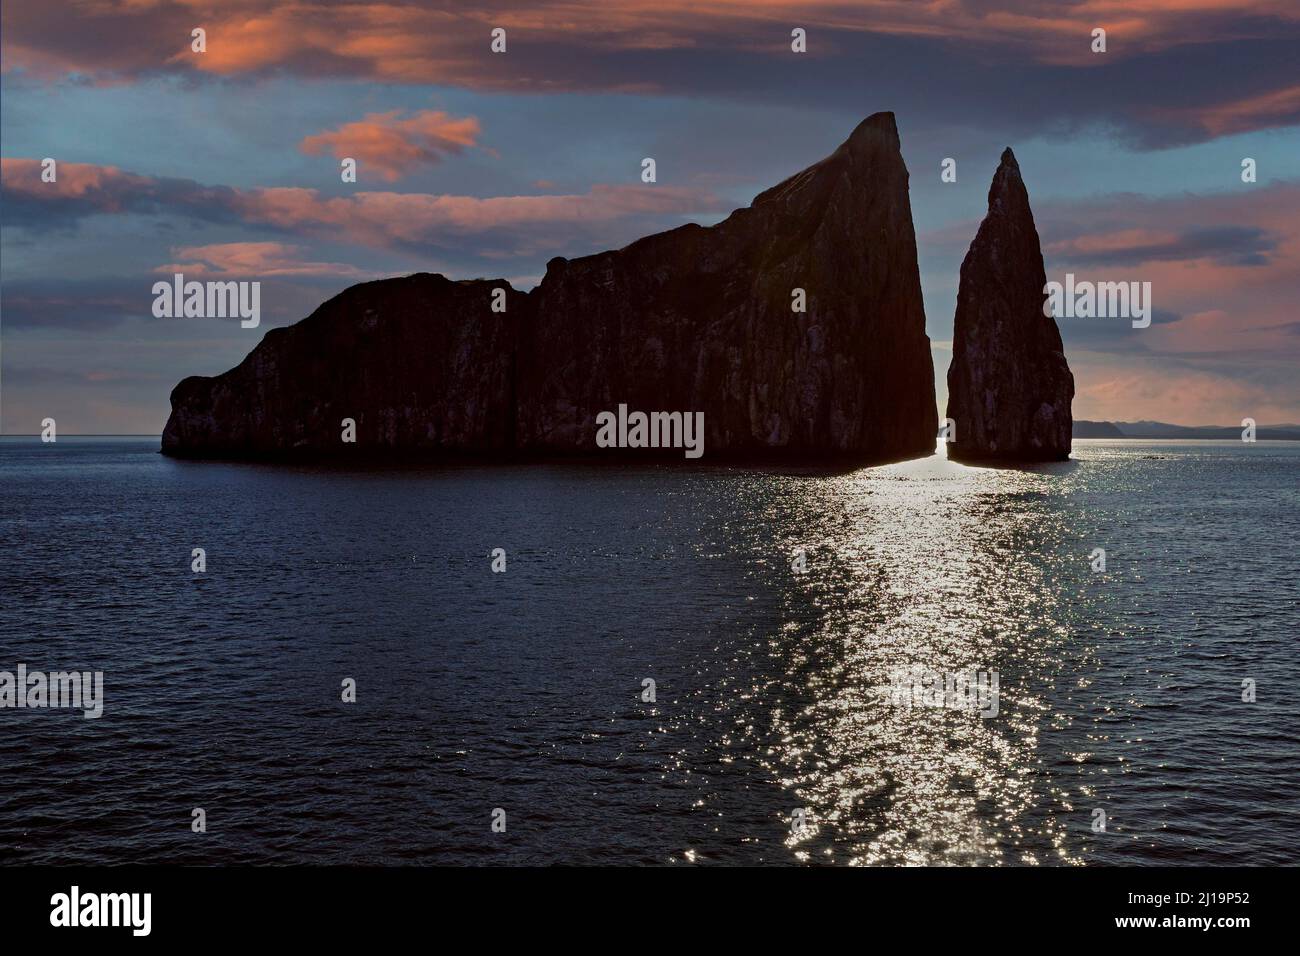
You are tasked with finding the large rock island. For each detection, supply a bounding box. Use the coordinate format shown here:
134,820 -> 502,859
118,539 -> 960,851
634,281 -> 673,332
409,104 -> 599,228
945,148 -> 1073,462
163,112 -> 938,462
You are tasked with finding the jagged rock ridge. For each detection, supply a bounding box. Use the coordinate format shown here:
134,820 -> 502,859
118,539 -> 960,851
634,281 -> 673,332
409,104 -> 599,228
163,112 -> 938,462
945,148 -> 1073,462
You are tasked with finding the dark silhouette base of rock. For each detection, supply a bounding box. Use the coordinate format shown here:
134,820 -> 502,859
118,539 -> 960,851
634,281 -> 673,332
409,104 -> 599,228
945,148 -> 1073,463
163,113 -> 938,464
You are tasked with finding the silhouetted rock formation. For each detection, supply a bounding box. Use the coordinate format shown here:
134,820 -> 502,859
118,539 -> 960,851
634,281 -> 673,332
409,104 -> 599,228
163,112 -> 937,462
945,148 -> 1073,462
165,276 -> 523,455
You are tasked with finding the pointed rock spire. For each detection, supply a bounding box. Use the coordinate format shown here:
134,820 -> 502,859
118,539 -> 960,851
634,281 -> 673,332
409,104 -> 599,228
945,148 -> 1073,462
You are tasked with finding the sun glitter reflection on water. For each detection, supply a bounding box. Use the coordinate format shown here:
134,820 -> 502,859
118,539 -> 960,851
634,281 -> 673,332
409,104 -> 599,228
730,441 -> 1087,864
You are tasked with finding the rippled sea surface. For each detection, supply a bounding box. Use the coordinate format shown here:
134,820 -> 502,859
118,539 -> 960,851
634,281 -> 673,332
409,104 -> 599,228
2,437 -> 1297,865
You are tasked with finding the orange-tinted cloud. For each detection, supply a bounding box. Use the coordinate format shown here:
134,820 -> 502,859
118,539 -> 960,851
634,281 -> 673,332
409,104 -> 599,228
1035,183 -> 1300,423
299,110 -> 483,181
230,183 -> 724,255
925,178 -> 1300,423
1150,84 -> 1300,139
6,3 -> 1299,147
0,157 -> 239,227
7,1 -> 1299,78
155,241 -> 370,277
1,156 -> 727,257
1070,352 -> 1298,425
1037,184 -> 1300,334
1,157 -> 154,201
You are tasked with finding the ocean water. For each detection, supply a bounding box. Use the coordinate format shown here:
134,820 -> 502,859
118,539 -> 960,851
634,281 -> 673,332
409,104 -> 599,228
1,437 -> 1296,866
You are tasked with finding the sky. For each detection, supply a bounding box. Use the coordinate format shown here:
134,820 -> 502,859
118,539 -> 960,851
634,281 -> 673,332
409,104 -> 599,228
2,0 -> 1298,434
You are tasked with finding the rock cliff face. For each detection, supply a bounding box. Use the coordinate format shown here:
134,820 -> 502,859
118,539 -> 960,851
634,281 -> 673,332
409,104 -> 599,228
162,112 -> 938,461
945,149 -> 1073,462
163,276 -> 524,454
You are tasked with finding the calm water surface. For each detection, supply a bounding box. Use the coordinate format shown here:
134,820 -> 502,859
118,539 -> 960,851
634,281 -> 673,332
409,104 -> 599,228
1,438 -> 1297,865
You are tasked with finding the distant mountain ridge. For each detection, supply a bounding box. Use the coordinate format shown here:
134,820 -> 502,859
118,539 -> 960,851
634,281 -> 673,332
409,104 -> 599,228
1074,420 -> 1300,440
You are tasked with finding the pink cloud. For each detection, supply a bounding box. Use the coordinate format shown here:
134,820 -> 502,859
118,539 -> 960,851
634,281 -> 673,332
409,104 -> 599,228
1,157 -> 155,201
926,178 -> 1300,422
930,182 -> 1300,354
299,110 -> 483,182
1071,353 -> 1297,426
6,3 -> 1298,147
1027,185 -> 1300,350
1030,184 -> 1300,423
6,2 -> 1299,80
1,156 -> 727,257
229,183 -> 726,255
154,241 -> 370,277
1046,228 -> 1181,258
1149,83 -> 1300,138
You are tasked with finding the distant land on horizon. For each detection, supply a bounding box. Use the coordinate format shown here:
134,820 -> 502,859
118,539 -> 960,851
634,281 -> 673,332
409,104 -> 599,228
1074,420 -> 1300,440
7,421 -> 1300,442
